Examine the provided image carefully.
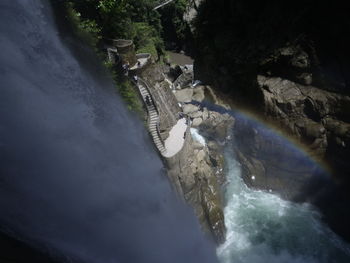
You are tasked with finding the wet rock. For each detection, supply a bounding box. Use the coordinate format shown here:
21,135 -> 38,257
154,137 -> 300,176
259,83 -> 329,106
200,111 -> 235,141
183,104 -> 200,114
202,107 -> 209,121
174,88 -> 193,103
141,63 -> 226,244
173,69 -> 194,89
192,86 -> 205,102
189,110 -> 203,119
192,117 -> 203,127
297,73 -> 313,85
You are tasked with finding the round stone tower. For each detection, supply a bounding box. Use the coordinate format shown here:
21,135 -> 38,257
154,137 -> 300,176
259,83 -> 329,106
113,39 -> 137,66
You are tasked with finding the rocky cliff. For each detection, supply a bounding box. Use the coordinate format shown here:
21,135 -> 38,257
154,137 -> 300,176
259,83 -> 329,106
192,0 -> 350,240
139,63 -> 234,243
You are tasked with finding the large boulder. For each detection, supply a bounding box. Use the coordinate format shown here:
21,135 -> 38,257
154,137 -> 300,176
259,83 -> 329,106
183,104 -> 200,114
192,86 -> 205,102
174,88 -> 193,103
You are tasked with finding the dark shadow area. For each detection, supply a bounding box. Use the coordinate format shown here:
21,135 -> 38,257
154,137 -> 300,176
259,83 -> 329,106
0,232 -> 60,263
194,0 -> 350,96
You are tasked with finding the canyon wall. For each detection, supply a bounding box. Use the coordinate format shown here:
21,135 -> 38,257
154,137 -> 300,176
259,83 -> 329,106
192,0 -> 350,241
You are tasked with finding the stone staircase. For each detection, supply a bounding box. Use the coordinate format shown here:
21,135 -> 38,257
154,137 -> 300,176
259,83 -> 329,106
136,78 -> 167,155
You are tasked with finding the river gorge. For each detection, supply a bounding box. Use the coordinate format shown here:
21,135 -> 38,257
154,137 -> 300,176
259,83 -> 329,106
1,0 -> 350,262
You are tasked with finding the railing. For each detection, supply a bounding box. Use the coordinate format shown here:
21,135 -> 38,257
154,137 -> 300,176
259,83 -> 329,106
153,0 -> 175,10
137,78 -> 166,152
138,78 -> 160,115
113,39 -> 133,48
136,53 -> 151,59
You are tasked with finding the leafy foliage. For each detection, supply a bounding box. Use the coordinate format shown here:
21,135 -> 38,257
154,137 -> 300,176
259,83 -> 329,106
58,0 -> 191,113
61,0 -> 165,114
69,0 -> 163,55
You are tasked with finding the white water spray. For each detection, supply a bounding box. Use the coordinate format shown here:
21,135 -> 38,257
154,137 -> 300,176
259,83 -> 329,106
218,149 -> 350,263
190,128 -> 206,146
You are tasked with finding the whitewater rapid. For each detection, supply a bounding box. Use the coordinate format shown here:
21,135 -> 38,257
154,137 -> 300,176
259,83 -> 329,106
217,148 -> 350,263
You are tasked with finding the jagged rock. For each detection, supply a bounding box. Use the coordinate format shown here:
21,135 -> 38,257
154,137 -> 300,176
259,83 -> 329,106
192,117 -> 203,127
196,149 -> 206,163
257,75 -> 350,158
183,104 -> 200,114
184,0 -> 204,32
189,110 -> 203,119
202,107 -> 209,121
174,88 -> 193,103
297,73 -> 313,85
173,70 -> 194,89
200,111 -> 235,141
140,63 -> 226,244
192,86 -> 205,102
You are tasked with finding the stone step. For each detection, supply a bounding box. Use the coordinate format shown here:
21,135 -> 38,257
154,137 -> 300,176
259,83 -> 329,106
136,78 -> 169,157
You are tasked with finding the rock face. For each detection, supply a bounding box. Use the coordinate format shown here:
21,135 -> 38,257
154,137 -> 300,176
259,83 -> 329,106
193,0 -> 350,240
139,63 -> 231,243
183,0 -> 203,31
257,75 -> 350,158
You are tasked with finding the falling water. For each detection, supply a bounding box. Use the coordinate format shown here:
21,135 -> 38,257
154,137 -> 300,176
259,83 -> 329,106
0,1 -> 218,262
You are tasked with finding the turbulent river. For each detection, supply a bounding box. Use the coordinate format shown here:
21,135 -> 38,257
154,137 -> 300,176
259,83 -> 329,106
218,147 -> 350,263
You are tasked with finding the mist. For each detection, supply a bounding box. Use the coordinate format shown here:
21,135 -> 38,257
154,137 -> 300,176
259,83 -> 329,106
0,1 -> 218,262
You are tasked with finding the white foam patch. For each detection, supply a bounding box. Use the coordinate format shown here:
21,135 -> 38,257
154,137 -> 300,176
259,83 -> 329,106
190,128 -> 206,146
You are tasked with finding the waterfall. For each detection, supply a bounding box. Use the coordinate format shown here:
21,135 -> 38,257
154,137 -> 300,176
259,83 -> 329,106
0,1 -> 218,262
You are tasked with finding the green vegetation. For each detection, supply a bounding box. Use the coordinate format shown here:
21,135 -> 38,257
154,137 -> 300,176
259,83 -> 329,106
117,79 -> 144,113
60,0 -> 165,114
67,0 -> 164,58
159,0 -> 190,49
56,0 -> 191,113
103,61 -> 144,115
